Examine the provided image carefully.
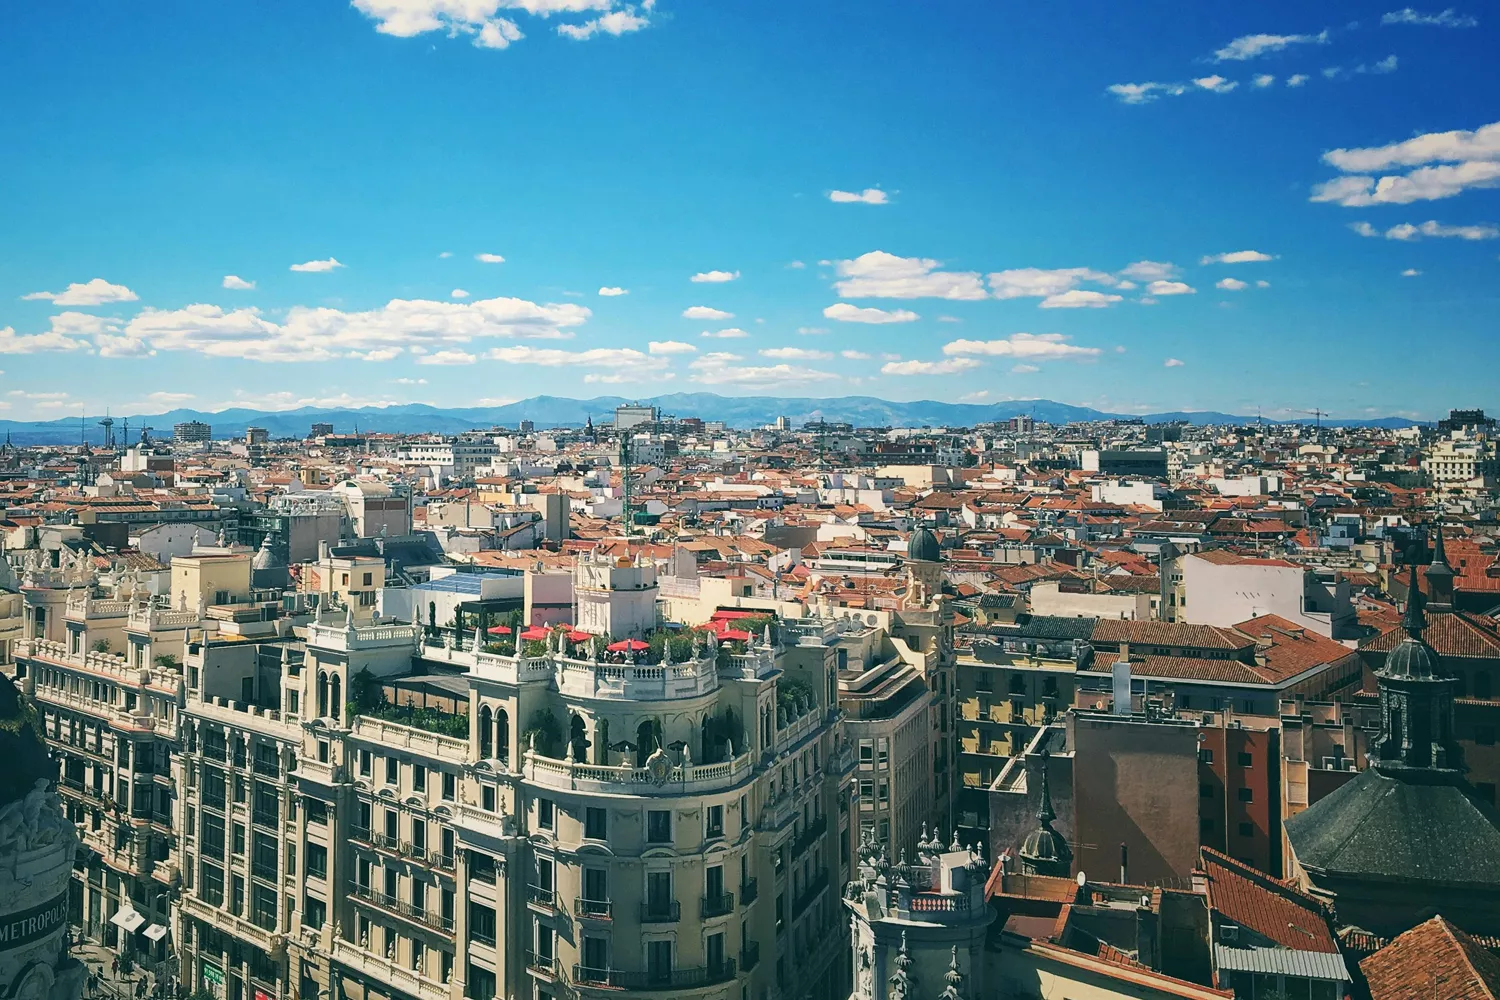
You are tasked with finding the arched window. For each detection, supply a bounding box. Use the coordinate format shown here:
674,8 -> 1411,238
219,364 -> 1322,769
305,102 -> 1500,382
497,708 -> 511,764
636,719 -> 661,767
570,713 -> 590,762
478,706 -> 494,759
317,672 -> 329,718
329,674 -> 341,721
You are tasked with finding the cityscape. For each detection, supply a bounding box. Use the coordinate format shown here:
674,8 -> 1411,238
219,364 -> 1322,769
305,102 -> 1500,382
3,6 -> 1500,1000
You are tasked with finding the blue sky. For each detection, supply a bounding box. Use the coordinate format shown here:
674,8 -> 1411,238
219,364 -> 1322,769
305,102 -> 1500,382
2,1 -> 1497,421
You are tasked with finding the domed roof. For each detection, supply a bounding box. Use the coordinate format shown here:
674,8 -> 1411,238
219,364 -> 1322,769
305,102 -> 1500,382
1020,825 -> 1068,864
0,676 -> 55,809
1382,564 -> 1443,681
251,534 -> 278,571
907,526 -> 941,563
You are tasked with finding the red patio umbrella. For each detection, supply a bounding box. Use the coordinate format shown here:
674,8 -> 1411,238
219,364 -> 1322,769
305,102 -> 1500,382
519,626 -> 551,641
566,630 -> 594,643
485,625 -> 513,635
718,629 -> 752,642
607,639 -> 649,652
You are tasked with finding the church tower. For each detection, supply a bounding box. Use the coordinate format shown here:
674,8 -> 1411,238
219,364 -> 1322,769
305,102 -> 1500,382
1369,562 -> 1463,773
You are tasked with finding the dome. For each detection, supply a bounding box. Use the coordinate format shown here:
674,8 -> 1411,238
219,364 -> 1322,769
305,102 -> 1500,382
1020,825 -> 1068,866
1383,634 -> 1441,680
252,534 -> 278,571
0,676 -> 55,809
907,526 -> 941,563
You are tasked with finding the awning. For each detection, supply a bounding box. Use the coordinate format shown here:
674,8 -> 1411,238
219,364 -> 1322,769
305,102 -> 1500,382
110,907 -> 147,933
143,924 -> 169,942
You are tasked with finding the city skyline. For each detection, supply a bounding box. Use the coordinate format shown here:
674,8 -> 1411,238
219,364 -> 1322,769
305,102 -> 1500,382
3,1 -> 1498,421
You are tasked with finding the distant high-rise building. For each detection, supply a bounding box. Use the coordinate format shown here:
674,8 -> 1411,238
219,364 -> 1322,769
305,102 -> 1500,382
614,404 -> 658,430
246,426 -> 270,446
174,420 -> 212,444
518,419 -> 535,434
310,421 -> 334,438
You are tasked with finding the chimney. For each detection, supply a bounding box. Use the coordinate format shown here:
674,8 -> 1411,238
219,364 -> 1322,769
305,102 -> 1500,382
1112,658 -> 1132,715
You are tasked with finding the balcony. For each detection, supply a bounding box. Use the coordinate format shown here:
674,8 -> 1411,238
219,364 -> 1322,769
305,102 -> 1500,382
701,892 -> 735,918
740,942 -> 760,972
525,952 -> 557,980
639,900 -> 681,923
791,816 -> 827,858
573,961 -> 737,991
792,869 -> 830,917
349,881 -> 456,934
740,878 -> 759,905
527,885 -> 557,912
575,898 -> 612,920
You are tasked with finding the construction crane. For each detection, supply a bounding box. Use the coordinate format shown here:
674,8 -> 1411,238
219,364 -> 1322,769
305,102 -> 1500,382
1296,408 -> 1330,443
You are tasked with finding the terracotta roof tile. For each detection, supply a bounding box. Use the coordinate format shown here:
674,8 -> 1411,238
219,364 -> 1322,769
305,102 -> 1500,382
1361,915 -> 1500,1000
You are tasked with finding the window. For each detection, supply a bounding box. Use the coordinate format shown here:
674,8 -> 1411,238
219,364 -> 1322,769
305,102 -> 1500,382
385,757 -> 399,785
441,828 -> 456,863
538,798 -> 555,830
231,875 -> 245,915
583,868 -> 608,907
859,741 -> 873,765
306,843 -> 328,880
251,884 -> 278,930
859,779 -> 874,803
1236,752 -> 1253,767
1237,822 -> 1254,837
413,765 -> 426,792
412,820 -> 427,854
233,822 -> 246,856
877,779 -> 889,805
467,964 -> 495,1000
252,832 -> 278,882
706,805 -> 724,838
1237,787 -> 1254,803
200,861 -> 225,907
1199,747 -> 1214,764
385,809 -> 399,841
1200,783 -> 1213,799
253,781 -> 279,827
481,786 -> 496,812
584,807 -> 607,840
647,940 -> 673,980
647,810 -> 671,843
303,895 -> 326,930
203,767 -> 226,810
442,772 -> 456,801
876,738 -> 889,767
202,815 -> 226,859
384,866 -> 398,900
359,750 -> 372,777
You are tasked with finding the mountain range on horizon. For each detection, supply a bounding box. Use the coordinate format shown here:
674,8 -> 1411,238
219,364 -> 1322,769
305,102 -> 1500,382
0,393 -> 1434,446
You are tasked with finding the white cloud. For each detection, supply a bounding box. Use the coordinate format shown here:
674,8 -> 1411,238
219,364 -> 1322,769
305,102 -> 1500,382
683,305 -> 734,320
486,344 -> 668,381
1106,82 -> 1186,104
144,391 -> 195,405
418,350 -> 477,365
451,288 -> 471,298
828,188 -> 889,204
289,258 -> 344,273
1213,30 -> 1328,62
1216,278 -> 1249,290
760,347 -> 833,361
1381,8 -> 1477,27
1040,289 -> 1123,308
960,390 -> 989,402
796,326 -> 829,335
700,328 -> 750,339
880,357 -> 981,376
841,350 -> 871,360
1371,55 -> 1400,73
1314,121 -> 1500,206
1119,260 -> 1180,281
21,278 -> 139,306
1402,268 -> 1423,276
989,266 -> 1114,300
392,377 -> 428,385
786,260 -> 806,269
352,0 -> 655,51
0,326 -> 90,355
222,275 -> 255,290
1287,73 -> 1309,86
211,390 -> 406,412
438,251 -> 453,259
111,295 -> 588,363
1382,219 -> 1500,240
823,303 -> 920,324
1011,364 -> 1040,374
688,352 -> 838,386
691,270 -> 740,283
1193,75 -> 1238,93
1256,280 -> 1271,288
832,251 -> 987,300
598,286 -> 628,296
1201,250 -> 1275,263
1164,358 -> 1186,367
649,340 -> 697,355
557,7 -> 650,39
1253,74 -> 1276,88
475,253 -> 506,264
943,333 -> 1101,360
1350,221 -> 1381,237
1146,280 -> 1196,296
48,312 -> 119,337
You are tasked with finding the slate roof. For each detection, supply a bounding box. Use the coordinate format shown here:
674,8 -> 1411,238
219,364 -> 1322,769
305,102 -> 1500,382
1361,916 -> 1500,1000
1092,619 -> 1255,652
1284,766 -> 1500,887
